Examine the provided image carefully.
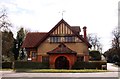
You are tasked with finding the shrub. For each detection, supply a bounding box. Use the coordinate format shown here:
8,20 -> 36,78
14,61 -> 49,69
89,50 -> 101,61
115,62 -> 120,66
2,62 -> 13,69
72,61 -> 107,70
104,48 -> 120,63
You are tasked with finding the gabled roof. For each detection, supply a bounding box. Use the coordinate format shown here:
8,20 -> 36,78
35,19 -> 91,48
22,19 -> 92,48
21,32 -> 47,48
47,43 -> 77,54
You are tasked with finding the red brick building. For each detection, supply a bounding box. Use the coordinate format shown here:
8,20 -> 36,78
22,19 -> 91,69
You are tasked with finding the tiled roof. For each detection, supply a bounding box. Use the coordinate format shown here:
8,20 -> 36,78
71,26 -> 81,33
22,19 -> 92,48
21,32 -> 47,48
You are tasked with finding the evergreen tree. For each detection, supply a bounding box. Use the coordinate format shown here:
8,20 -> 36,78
14,27 -> 26,60
2,31 -> 14,62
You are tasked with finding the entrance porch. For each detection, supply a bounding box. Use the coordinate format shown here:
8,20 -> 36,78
47,43 -> 77,69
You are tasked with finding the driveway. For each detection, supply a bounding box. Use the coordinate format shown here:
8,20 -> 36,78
107,63 -> 120,72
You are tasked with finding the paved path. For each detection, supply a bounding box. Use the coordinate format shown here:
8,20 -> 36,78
107,63 -> 120,71
1,72 -> 119,77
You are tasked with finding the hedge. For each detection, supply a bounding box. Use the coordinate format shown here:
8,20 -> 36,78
2,62 -> 13,69
72,61 -> 107,70
89,50 -> 101,61
2,61 -> 107,70
14,61 -> 49,69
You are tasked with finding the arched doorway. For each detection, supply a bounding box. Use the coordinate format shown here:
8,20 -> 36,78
55,56 -> 69,69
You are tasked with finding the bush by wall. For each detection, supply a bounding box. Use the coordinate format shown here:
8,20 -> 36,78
14,61 -> 49,69
89,50 -> 101,61
72,61 -> 107,70
2,62 -> 13,69
115,62 -> 120,66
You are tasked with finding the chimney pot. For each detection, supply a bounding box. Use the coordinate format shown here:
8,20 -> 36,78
83,26 -> 87,40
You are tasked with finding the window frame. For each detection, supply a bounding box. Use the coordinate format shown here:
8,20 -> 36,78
42,56 -> 49,63
32,52 -> 37,58
50,36 -> 75,43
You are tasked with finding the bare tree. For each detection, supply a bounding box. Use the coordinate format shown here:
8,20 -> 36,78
0,8 -> 12,31
0,8 -> 15,62
112,27 -> 120,49
88,33 -> 102,52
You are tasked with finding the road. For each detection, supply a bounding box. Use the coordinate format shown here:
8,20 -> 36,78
1,63 -> 120,79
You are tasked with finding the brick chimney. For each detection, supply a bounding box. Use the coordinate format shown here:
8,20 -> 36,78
83,26 -> 87,40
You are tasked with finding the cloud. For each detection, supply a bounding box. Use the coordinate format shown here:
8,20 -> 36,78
0,0 -> 119,52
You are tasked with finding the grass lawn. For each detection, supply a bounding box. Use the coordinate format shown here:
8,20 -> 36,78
0,68 -> 13,71
15,69 -> 108,73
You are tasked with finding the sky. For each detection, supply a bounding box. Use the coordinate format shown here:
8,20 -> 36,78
0,0 -> 119,52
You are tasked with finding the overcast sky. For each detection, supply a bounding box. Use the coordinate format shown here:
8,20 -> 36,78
0,0 -> 119,52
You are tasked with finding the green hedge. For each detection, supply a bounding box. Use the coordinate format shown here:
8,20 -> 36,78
14,61 -> 49,69
72,61 -> 107,70
2,62 -> 13,69
89,50 -> 101,61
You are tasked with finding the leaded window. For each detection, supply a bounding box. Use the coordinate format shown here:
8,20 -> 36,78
32,52 -> 36,58
50,37 -> 60,42
65,36 -> 75,42
50,36 -> 75,43
42,56 -> 49,63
